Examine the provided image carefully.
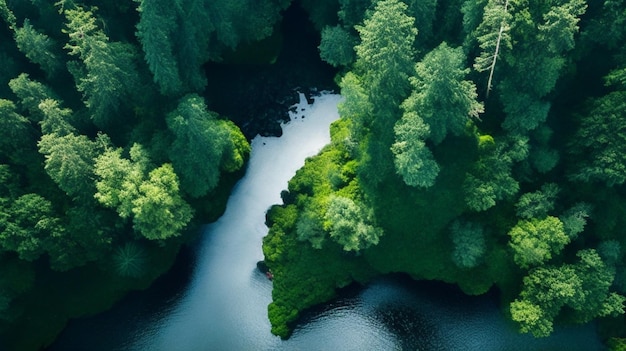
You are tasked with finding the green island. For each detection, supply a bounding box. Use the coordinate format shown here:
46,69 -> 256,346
0,0 -> 624,350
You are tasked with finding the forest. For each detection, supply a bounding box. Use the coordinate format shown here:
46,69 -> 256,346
0,0 -> 624,350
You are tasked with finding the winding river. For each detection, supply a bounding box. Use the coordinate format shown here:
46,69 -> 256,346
48,93 -> 604,351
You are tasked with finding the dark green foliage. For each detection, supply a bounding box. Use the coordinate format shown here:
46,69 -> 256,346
0,99 -> 35,164
0,193 -> 64,261
405,42 -> 483,144
135,0 -> 290,95
63,6 -> 142,130
568,90 -> 626,186
450,219 -> 486,269
14,20 -> 62,77
463,135 -> 523,211
319,25 -> 356,67
559,202 -> 591,239
8,74 -> 58,121
166,94 -> 248,198
515,183 -> 559,220
113,242 -> 147,278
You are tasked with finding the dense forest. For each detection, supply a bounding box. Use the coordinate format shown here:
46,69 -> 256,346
261,0 -> 626,349
0,0 -> 624,350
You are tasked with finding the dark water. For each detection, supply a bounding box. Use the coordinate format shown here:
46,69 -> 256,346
48,94 -> 604,351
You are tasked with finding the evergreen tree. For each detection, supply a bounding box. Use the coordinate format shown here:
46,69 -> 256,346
14,19 -> 62,77
403,42 -> 483,145
166,94 -> 232,198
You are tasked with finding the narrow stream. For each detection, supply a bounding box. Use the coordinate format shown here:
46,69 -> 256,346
48,93 -> 605,351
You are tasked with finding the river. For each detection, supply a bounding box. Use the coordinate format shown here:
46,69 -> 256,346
48,93 -> 605,351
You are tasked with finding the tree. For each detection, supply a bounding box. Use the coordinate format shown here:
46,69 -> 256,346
296,207 -> 326,249
135,0 -> 290,95
38,99 -> 76,136
167,94 -> 235,198
514,183 -> 559,220
464,135 -> 524,211
351,0 -> 418,185
319,25 -> 357,67
450,219 -> 486,269
354,0 -> 417,111
94,147 -> 142,219
472,0 -> 511,96
508,216 -> 569,269
511,250 -> 625,337
568,90 -> 626,186
324,196 -> 382,252
0,0 -> 16,29
0,193 -> 64,262
0,99 -> 35,164
391,111 -> 439,188
63,6 -> 142,129
14,19 -> 62,77
8,74 -> 58,122
559,202 -> 591,239
134,0 -> 184,95
38,133 -> 99,200
403,42 -> 483,144
94,145 -> 193,240
131,163 -> 193,240
497,0 -> 586,134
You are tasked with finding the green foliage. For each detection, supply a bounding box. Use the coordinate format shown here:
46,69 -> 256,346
514,183 -> 559,220
496,0 -> 587,134
166,94 -> 248,198
354,0 -> 417,110
94,145 -> 193,240
324,195 -> 382,252
132,163 -> 193,240
511,250 -> 625,337
508,216 -> 568,269
135,0 -> 184,95
218,119 -> 250,173
135,0 -> 290,95
471,0 -> 511,95
319,25 -> 357,67
0,99 -> 35,164
464,135 -> 522,211
405,42 -> 483,144
0,0 -> 16,29
391,111 -> 439,188
37,99 -> 76,136
0,193 -> 64,261
14,19 -> 62,77
559,202 -> 591,239
38,133 -> 98,200
296,208 -> 326,249
63,6 -> 142,129
450,219 -> 486,269
568,90 -> 626,186
608,337 -> 626,351
94,147 -> 142,219
8,74 -> 58,122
